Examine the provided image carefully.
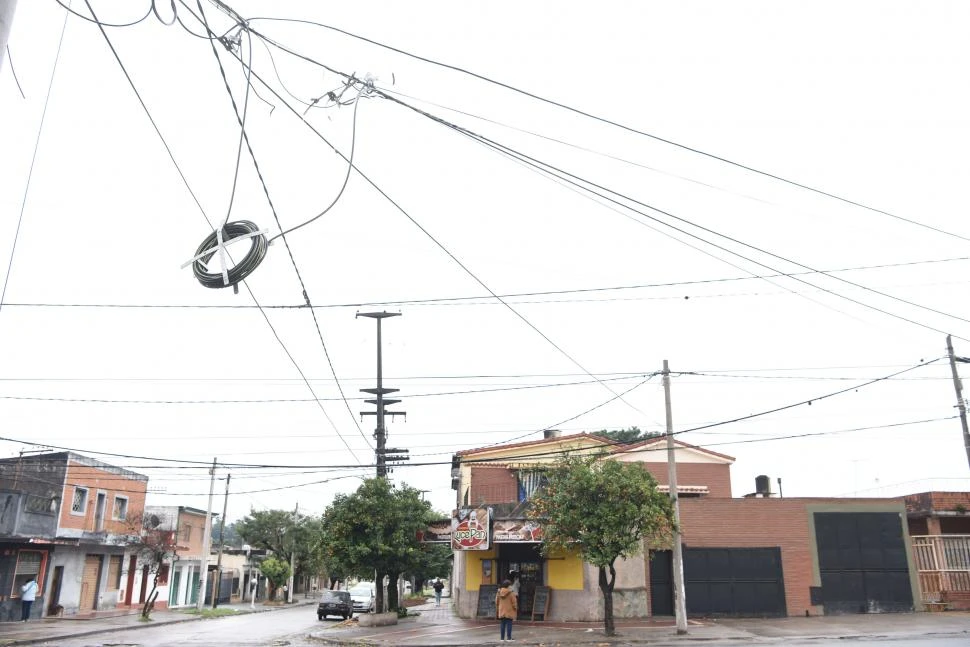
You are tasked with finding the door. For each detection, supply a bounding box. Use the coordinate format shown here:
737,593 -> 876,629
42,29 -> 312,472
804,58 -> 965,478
649,550 -> 673,615
80,555 -> 103,611
47,566 -> 64,615
814,512 -> 914,613
650,548 -> 787,617
170,568 -> 181,606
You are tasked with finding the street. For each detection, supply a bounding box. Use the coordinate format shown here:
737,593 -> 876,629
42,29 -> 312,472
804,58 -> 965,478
33,605 -> 326,647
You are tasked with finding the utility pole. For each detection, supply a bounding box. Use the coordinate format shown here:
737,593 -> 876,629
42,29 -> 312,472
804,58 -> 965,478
197,458 -> 216,610
0,0 -> 17,71
212,473 -> 230,609
946,335 -> 970,469
287,502 -> 297,604
662,360 -> 688,635
357,312 -> 407,477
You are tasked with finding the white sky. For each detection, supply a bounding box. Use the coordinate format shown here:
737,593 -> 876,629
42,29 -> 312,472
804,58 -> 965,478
1,0 -> 969,523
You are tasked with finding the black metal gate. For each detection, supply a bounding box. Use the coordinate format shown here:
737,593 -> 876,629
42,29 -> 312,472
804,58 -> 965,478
649,547 -> 786,617
814,512 -> 913,614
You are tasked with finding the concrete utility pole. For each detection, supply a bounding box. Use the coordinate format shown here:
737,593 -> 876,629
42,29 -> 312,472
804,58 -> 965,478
357,312 -> 406,477
0,0 -> 17,71
662,360 -> 688,635
212,473 -> 231,608
287,502 -> 297,604
197,458 -> 217,610
946,335 -> 970,469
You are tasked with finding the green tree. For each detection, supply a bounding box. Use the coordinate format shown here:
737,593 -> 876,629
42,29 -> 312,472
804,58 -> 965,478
235,509 -> 327,594
593,426 -> 661,444
530,456 -> 675,636
407,542 -> 453,595
258,556 -> 292,601
321,478 -> 432,613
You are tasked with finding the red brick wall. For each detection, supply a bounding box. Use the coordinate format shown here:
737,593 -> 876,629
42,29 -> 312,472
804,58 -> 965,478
469,466 -> 517,505
643,462 -> 732,498
905,491 -> 970,515
59,461 -> 148,534
674,498 -> 909,617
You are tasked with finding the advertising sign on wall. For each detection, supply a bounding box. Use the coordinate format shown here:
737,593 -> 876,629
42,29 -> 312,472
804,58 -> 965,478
493,519 -> 543,543
451,507 -> 490,550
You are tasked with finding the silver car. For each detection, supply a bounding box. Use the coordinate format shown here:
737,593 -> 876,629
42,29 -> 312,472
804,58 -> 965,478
349,583 -> 375,613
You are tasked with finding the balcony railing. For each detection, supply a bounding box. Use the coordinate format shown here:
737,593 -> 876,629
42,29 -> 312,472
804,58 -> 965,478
911,534 -> 970,601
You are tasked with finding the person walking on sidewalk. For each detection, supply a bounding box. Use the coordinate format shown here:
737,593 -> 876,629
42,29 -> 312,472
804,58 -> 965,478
20,577 -> 38,622
432,578 -> 444,607
496,579 -> 517,642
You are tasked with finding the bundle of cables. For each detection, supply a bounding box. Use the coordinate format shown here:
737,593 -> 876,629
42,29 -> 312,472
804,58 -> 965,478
191,220 -> 268,289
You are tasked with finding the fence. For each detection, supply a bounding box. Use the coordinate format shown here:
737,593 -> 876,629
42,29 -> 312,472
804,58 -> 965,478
911,534 -> 970,602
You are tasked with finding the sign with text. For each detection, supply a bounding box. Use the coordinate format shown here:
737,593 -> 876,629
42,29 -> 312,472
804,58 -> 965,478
452,507 -> 491,550
417,518 -> 453,543
493,519 -> 543,543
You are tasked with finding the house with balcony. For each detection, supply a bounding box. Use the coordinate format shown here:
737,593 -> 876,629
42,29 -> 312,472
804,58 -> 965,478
445,431 -> 920,620
906,491 -> 970,610
0,452 -> 147,621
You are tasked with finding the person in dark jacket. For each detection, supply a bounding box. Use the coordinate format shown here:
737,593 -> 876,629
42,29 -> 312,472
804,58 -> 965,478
432,578 -> 444,606
495,579 -> 518,642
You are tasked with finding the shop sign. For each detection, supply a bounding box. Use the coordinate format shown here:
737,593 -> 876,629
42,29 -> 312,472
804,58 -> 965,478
493,519 -> 543,542
452,507 -> 490,550
417,518 -> 453,543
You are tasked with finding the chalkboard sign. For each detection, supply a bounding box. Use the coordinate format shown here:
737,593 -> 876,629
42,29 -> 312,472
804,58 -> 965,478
532,586 -> 551,620
476,584 -> 499,618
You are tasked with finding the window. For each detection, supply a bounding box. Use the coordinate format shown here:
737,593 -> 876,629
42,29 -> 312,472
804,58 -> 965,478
11,550 -> 43,597
180,524 -> 191,542
112,496 -> 128,521
71,487 -> 89,515
25,495 -> 53,514
516,470 -> 548,502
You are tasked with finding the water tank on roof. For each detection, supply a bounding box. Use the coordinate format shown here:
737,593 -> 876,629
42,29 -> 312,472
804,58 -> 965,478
755,475 -> 771,497
544,429 -> 562,439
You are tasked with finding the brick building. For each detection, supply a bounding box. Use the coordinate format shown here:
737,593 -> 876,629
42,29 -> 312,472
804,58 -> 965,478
0,452 -> 147,621
446,431 -> 919,620
905,491 -> 970,610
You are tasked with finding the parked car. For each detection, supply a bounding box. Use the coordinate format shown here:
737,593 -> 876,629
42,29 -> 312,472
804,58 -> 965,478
317,590 -> 353,620
349,582 -> 376,613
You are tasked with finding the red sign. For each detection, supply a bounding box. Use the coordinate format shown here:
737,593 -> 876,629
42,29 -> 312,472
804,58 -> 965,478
451,507 -> 490,551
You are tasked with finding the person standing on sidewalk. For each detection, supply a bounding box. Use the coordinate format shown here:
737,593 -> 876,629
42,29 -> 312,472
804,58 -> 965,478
20,577 -> 38,622
432,578 -> 444,606
496,579 -> 517,642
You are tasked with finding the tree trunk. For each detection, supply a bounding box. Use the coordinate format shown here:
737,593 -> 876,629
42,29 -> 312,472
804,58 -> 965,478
387,572 -> 400,610
375,570 -> 386,613
141,571 -> 159,619
415,576 -> 426,595
598,562 -> 617,636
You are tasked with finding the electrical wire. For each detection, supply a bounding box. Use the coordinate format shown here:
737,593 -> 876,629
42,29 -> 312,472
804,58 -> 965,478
54,0 -> 153,27
1,4 -> 71,313
82,0 -> 365,464
5,45 -> 26,99
151,0 -> 178,26
378,92 -> 970,340
2,255 -> 967,311
190,220 -> 268,288
181,10 -> 656,423
239,12 -> 970,245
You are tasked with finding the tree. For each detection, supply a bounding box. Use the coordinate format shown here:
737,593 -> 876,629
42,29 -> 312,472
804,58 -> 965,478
126,511 -> 177,620
259,556 -> 291,601
235,509 -> 326,594
406,542 -> 453,595
593,426 -> 661,444
321,478 -> 432,613
530,456 -> 675,636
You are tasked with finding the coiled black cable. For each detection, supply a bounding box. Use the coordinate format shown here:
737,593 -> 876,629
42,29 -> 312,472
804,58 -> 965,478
192,220 -> 268,288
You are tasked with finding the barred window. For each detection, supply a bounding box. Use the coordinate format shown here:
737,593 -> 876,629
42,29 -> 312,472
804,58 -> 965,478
71,487 -> 88,514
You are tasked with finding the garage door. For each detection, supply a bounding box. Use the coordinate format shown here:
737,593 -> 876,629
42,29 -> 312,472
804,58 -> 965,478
814,512 -> 913,614
650,547 -> 787,617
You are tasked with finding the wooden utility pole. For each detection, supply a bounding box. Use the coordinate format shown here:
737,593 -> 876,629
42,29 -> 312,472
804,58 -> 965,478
662,360 -> 688,635
946,335 -> 970,469
212,473 -> 231,608
288,502 -> 297,604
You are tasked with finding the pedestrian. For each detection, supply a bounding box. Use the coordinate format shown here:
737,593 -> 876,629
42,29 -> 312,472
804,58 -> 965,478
20,577 -> 38,622
495,578 -> 517,642
432,578 -> 444,606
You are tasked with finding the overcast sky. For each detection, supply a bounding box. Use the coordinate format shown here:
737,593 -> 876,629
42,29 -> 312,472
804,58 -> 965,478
1,0 -> 969,523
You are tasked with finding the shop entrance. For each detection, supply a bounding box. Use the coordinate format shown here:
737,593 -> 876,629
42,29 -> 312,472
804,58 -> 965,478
498,543 -> 543,619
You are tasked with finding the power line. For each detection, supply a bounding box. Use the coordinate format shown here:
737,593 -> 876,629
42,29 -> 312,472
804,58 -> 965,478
3,256 -> 965,310
1,6 -> 71,312
54,0 -> 153,27
378,91 -> 970,340
238,12 -> 970,245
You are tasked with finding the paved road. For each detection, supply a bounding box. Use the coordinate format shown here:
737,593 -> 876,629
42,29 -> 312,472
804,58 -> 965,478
31,604 -> 323,647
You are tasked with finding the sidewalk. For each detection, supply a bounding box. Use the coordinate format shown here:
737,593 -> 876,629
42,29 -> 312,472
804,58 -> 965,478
0,598 -> 316,646
307,599 -> 970,646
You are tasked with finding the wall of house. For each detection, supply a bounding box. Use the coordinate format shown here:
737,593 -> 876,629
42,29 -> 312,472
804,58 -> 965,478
643,462 -> 733,498
49,545 -> 127,616
469,466 -> 517,505
675,498 -> 916,617
58,460 -> 147,537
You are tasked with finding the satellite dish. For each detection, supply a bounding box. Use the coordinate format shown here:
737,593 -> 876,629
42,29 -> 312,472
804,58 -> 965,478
148,514 -> 161,529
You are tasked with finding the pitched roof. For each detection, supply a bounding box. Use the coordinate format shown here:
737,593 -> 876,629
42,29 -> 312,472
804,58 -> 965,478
611,436 -> 735,462
454,432 -> 616,458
